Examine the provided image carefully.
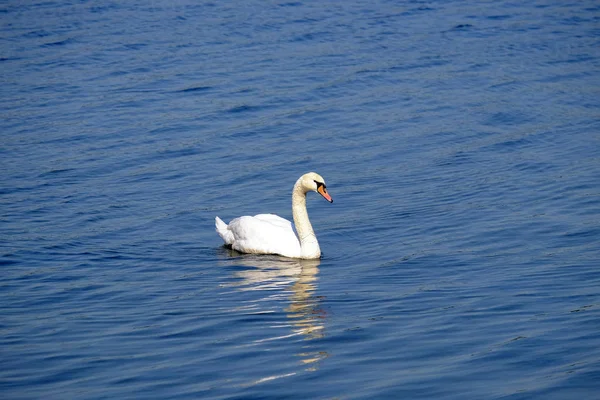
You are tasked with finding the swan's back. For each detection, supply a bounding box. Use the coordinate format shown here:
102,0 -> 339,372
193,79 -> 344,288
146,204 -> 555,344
253,214 -> 292,229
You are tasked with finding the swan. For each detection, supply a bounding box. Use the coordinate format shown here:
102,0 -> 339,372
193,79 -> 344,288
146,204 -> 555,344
215,172 -> 333,259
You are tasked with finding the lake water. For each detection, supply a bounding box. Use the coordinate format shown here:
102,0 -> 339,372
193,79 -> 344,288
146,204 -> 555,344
2,1 -> 600,399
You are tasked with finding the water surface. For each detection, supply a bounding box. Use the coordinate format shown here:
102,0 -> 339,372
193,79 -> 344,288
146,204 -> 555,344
2,1 -> 600,399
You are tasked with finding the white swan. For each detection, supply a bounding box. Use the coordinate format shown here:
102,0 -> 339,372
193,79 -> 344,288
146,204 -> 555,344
215,172 -> 333,259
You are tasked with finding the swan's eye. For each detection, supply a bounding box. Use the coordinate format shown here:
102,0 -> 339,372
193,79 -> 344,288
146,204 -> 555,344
314,180 -> 326,189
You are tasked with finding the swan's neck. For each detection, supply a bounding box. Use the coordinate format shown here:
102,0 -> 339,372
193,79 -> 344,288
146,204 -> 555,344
292,180 -> 321,259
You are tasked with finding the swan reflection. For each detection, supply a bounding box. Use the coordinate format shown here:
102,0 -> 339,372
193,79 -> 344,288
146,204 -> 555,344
218,248 -> 328,368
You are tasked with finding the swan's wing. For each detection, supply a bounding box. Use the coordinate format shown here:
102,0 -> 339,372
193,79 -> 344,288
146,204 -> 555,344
226,214 -> 301,257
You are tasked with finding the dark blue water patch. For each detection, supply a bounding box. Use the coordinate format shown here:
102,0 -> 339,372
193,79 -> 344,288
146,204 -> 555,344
226,104 -> 268,113
22,29 -> 53,38
289,30 -> 334,43
487,14 -> 512,20
453,23 -> 474,30
482,111 -> 533,127
279,1 -> 303,7
511,161 -> 556,173
178,85 -> 214,93
434,150 -> 478,167
414,6 -> 435,12
388,57 -> 451,72
488,79 -> 522,91
233,87 -> 258,94
550,54 -> 598,65
38,168 -> 76,177
0,256 -> 19,266
39,239 -> 96,252
563,227 -> 600,241
123,43 -> 148,51
569,304 -> 595,313
88,4 -> 116,14
42,38 -> 74,47
504,365 -> 600,400
157,146 -> 203,161
147,124 -> 196,137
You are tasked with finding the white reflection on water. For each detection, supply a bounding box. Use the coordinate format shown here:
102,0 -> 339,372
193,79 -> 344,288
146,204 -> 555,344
217,248 -> 328,373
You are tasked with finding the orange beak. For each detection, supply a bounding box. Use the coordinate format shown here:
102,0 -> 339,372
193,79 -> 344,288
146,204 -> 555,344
318,185 -> 333,203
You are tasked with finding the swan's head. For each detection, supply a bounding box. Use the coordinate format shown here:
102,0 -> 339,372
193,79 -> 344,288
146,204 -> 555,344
299,172 -> 333,203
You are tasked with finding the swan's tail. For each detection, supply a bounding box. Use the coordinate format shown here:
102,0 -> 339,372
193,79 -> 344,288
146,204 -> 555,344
215,216 -> 234,245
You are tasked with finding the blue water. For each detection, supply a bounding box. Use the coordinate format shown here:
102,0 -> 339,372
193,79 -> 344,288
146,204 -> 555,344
2,1 -> 600,398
